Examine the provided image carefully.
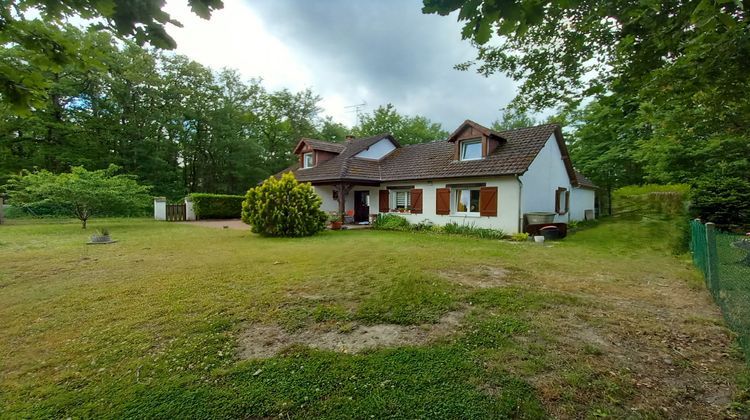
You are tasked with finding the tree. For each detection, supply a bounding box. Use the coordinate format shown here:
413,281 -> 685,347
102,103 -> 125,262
0,25 -> 325,198
692,175 -> 750,229
4,165 -> 151,228
1,0 -> 224,111
354,104 -> 448,144
422,0 -> 745,113
424,0 -> 750,222
241,172 -> 328,237
490,110 -> 538,131
316,117 -> 350,142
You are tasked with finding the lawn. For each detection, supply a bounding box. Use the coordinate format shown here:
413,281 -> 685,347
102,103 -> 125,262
0,217 -> 747,418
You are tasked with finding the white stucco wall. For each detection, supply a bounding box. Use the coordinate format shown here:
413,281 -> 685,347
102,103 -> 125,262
355,138 -> 396,160
519,134 -> 573,224
312,177 -> 521,232
381,177 -> 521,233
570,187 -> 596,221
314,185 -> 358,214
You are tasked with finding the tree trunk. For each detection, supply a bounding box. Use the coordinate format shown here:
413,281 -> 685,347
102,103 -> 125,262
81,218 -> 87,229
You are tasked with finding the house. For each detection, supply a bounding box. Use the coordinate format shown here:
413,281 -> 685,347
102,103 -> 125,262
284,120 -> 596,234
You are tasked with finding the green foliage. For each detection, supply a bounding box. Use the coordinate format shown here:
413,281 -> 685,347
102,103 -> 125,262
491,110 -> 538,131
373,214 -> 507,239
1,1 -> 224,111
190,193 -> 244,220
3,165 -> 150,228
692,176 -> 750,229
354,103 -> 448,144
613,184 -> 691,218
373,213 -> 411,230
241,173 -> 327,237
442,222 -> 506,239
509,232 -> 529,242
0,24 -> 336,198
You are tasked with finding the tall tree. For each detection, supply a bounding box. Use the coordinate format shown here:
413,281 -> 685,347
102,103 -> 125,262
354,104 -> 448,144
1,0 -> 224,111
490,110 -> 538,131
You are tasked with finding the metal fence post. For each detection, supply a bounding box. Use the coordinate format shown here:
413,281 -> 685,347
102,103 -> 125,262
705,222 -> 719,295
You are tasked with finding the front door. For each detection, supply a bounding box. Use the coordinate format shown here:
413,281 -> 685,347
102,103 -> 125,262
354,191 -> 370,222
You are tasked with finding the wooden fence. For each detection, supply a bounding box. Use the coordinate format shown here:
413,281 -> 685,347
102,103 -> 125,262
166,203 -> 186,221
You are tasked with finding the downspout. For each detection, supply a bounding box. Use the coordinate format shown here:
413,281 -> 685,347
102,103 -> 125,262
516,175 -> 523,233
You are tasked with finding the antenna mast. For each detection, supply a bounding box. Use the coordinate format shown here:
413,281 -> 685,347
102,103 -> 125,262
344,101 -> 367,123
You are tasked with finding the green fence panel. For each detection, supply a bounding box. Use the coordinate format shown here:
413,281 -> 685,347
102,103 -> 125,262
691,219 -> 750,362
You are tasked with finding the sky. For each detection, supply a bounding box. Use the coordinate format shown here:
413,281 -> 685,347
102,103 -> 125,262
163,0 -> 518,130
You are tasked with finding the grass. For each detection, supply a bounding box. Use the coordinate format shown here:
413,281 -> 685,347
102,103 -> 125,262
0,217 -> 748,418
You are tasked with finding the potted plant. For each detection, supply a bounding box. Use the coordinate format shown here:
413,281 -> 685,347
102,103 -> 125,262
329,212 -> 342,230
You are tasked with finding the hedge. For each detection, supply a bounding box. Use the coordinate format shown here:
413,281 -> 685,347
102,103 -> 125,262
190,193 -> 245,219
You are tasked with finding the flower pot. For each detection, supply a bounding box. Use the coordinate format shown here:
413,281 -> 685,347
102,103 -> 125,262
330,221 -> 342,230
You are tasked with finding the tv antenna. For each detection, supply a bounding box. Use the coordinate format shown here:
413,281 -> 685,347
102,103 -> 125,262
344,101 -> 367,123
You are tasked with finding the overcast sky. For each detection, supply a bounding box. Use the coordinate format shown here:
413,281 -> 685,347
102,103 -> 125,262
164,0 -> 518,130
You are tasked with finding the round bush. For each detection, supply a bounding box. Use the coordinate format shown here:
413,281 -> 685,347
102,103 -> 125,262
242,173 -> 328,237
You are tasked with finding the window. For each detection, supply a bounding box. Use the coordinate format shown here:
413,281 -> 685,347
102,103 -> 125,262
394,190 -> 411,209
303,152 -> 314,168
454,188 -> 480,214
460,139 -> 482,161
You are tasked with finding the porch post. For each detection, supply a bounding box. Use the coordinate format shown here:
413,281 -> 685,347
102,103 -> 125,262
335,182 -> 353,222
337,183 -> 346,222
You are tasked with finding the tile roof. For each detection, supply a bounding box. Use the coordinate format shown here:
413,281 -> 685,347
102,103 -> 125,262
288,121 -> 591,187
302,138 -> 346,153
574,171 -> 597,189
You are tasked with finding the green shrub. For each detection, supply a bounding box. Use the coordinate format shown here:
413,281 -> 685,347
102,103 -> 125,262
509,232 -> 529,242
373,213 -> 411,230
241,173 -> 327,237
190,193 -> 244,219
443,222 -> 506,239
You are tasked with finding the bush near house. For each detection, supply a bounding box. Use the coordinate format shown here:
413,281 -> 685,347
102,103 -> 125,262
374,214 -> 507,239
242,173 -> 327,237
190,193 -> 245,219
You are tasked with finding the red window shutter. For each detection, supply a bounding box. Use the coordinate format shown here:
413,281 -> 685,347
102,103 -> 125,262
410,189 -> 423,214
555,188 -> 562,214
379,190 -> 389,213
436,188 -> 450,215
565,190 -> 570,214
479,187 -> 498,217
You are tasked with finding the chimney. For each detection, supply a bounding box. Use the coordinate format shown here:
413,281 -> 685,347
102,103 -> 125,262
345,134 -> 355,143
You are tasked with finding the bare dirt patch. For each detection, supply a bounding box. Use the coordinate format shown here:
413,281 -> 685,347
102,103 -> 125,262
239,309 -> 467,359
436,265 -> 510,288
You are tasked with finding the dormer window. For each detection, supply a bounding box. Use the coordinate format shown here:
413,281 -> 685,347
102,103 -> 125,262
303,152 -> 314,168
460,138 -> 482,161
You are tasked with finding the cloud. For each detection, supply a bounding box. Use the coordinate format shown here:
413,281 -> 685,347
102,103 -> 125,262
165,0 -> 518,130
